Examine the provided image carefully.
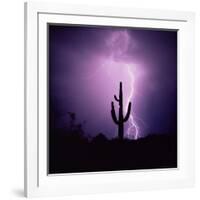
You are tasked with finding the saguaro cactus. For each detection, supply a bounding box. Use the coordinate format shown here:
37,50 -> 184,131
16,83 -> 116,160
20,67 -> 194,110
111,82 -> 132,140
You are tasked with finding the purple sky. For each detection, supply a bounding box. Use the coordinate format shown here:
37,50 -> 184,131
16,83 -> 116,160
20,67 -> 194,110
49,25 -> 177,139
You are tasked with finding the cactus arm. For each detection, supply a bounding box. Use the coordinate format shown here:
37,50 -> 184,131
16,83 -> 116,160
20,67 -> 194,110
111,102 -> 119,124
123,102 -> 132,122
114,95 -> 119,102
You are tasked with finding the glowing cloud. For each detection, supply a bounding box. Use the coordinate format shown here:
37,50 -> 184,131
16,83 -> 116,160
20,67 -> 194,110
49,25 -> 177,139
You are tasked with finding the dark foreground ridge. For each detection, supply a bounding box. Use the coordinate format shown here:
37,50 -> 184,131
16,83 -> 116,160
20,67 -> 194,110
49,131 -> 177,174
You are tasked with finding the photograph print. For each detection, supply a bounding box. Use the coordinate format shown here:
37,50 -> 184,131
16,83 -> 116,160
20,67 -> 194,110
48,24 -> 177,174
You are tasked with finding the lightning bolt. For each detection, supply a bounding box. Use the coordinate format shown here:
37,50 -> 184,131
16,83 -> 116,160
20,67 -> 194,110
80,30 -> 141,139
125,64 -> 139,140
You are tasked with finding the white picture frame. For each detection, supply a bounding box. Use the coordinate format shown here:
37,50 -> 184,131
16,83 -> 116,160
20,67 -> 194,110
24,1 -> 195,197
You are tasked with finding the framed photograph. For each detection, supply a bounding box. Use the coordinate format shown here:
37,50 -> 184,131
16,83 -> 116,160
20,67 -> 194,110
24,2 -> 195,197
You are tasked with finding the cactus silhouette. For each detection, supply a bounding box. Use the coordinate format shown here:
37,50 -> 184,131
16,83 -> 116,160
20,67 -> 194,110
111,82 -> 132,140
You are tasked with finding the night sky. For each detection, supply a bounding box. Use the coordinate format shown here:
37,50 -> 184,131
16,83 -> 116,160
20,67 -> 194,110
49,25 -> 177,139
